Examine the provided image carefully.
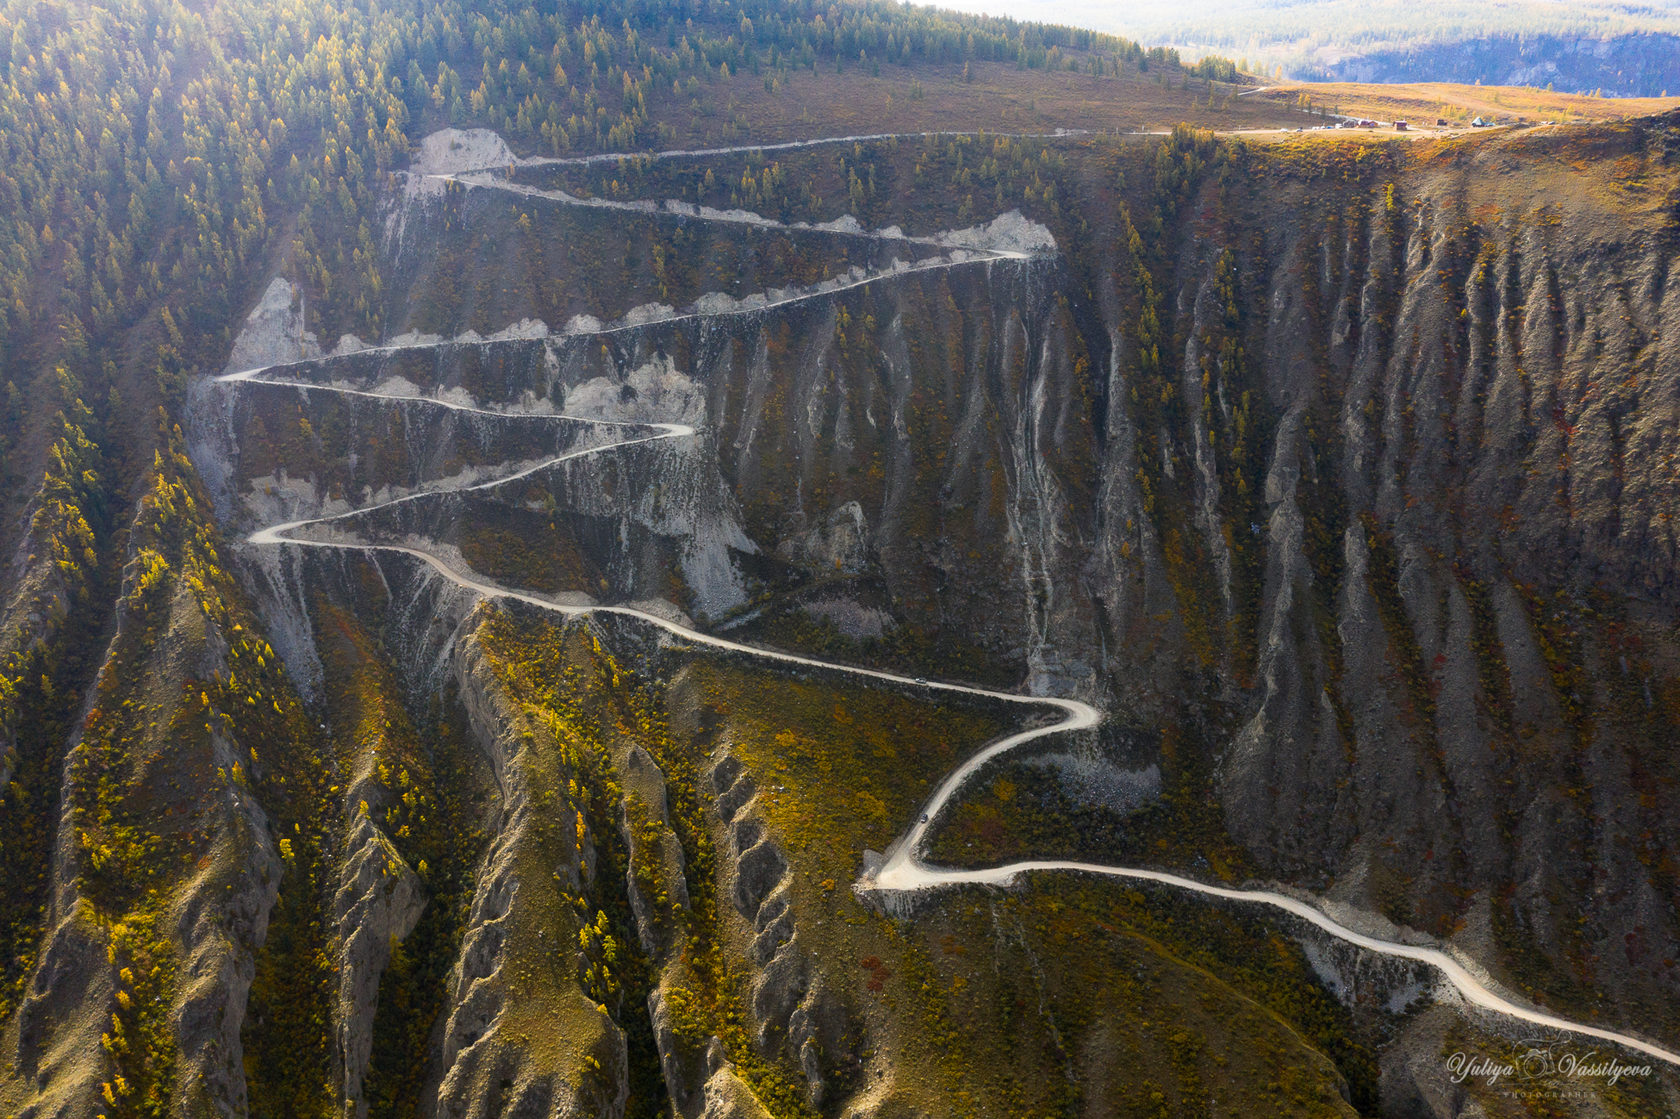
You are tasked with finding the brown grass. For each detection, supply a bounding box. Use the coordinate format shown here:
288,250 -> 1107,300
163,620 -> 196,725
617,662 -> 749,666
646,58 -> 1321,147
1259,79 -> 1680,128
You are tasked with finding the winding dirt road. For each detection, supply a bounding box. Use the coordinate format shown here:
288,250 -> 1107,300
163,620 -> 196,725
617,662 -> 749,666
215,153 -> 1680,1071
516,128 -> 1090,169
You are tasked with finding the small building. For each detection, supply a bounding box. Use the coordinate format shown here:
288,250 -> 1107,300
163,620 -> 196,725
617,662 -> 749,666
1394,119 -> 1409,130
1358,119 -> 1377,128
1436,117 -> 1450,126
1471,116 -> 1492,127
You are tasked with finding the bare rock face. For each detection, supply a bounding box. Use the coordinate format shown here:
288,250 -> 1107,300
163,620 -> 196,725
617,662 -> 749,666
167,780 -> 283,1119
224,277 -> 323,375
775,501 -> 870,575
411,129 -> 517,177
1186,172 -> 1680,1025
333,814 -> 425,1119
698,1061 -> 775,1119
645,987 -> 700,1115
619,744 -> 690,958
3,902 -> 116,1119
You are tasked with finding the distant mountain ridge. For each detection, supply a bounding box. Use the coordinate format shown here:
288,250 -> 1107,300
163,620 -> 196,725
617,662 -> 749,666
945,0 -> 1680,95
1311,32 -> 1680,96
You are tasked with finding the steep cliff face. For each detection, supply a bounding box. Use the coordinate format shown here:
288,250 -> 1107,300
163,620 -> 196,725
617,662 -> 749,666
568,123 -> 1680,1044
465,121 -> 1678,1051
1,453 -> 294,1119
1112,127 -> 1680,1042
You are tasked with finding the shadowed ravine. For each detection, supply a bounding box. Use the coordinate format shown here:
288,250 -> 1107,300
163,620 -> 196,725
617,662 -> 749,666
214,141 -> 1680,1070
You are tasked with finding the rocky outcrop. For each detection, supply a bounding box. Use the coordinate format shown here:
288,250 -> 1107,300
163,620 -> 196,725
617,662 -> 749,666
166,748 -> 282,1119
3,903 -> 116,1119
775,501 -> 870,575
696,1039 -> 775,1119
710,753 -> 852,1112
619,744 -> 690,957
333,814 -> 425,1119
2,570 -> 285,1119
223,277 -> 323,376
429,626 -> 628,1119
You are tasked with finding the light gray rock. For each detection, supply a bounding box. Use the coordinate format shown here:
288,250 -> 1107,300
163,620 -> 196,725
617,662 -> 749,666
333,814 -> 425,1119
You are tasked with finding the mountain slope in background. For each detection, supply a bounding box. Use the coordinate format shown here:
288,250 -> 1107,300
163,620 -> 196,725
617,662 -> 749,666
943,0 -> 1680,96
